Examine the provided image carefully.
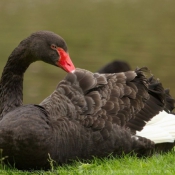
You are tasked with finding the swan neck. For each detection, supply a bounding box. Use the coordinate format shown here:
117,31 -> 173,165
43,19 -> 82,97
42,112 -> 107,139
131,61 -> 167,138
0,46 -> 32,118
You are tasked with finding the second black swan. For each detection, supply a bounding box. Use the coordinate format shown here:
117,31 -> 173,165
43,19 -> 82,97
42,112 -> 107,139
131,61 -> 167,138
0,31 -> 174,170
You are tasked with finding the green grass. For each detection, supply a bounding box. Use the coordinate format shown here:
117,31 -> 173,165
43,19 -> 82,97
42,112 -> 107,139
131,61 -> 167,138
0,0 -> 175,174
0,152 -> 175,174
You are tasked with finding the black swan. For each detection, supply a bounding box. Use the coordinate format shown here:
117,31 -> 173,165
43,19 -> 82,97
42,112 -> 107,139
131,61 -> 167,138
98,60 -> 175,152
0,31 -> 173,170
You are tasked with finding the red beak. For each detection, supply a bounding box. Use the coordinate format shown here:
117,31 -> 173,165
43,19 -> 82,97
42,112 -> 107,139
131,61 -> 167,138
57,48 -> 75,73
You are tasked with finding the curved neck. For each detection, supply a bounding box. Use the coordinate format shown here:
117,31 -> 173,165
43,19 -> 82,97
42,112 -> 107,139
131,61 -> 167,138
0,45 -> 33,118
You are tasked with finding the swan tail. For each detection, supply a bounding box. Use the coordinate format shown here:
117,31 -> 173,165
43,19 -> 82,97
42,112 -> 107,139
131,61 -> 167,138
136,111 -> 175,144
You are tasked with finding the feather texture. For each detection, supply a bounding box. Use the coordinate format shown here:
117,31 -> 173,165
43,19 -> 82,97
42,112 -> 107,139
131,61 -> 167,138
97,60 -> 175,153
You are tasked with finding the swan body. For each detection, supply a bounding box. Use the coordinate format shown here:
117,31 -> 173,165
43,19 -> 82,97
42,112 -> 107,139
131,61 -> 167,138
0,33 -> 174,170
1,67 -> 155,169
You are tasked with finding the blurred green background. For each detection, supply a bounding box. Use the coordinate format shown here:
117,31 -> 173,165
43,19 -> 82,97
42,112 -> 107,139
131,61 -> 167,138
0,0 -> 175,104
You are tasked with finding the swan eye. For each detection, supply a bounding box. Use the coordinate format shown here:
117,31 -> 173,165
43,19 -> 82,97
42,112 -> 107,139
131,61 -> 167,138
51,44 -> 57,50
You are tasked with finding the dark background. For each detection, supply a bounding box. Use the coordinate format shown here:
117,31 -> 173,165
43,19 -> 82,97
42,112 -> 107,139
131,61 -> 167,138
0,0 -> 175,104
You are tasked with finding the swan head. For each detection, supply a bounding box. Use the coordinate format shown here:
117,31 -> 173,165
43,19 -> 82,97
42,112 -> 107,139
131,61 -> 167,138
22,31 -> 75,73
